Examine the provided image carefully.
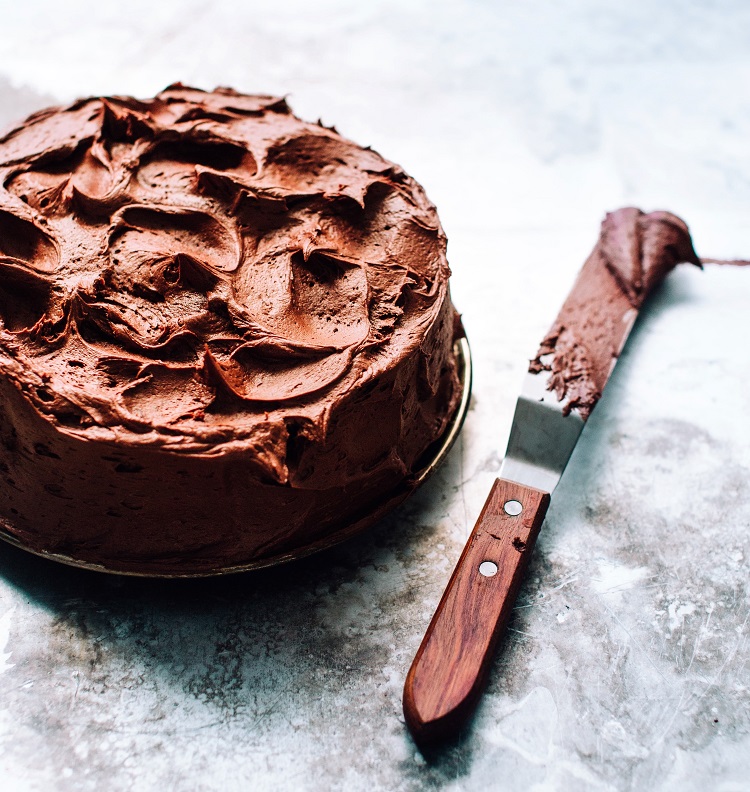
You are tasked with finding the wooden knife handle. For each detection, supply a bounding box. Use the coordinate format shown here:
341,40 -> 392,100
403,478 -> 550,746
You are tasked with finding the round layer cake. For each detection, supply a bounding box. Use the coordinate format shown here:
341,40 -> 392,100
0,84 -> 463,575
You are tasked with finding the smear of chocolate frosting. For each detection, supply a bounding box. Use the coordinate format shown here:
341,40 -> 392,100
0,85 -> 461,573
529,208 -> 702,419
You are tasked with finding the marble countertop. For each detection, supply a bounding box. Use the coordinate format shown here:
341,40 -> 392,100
1,2 -> 749,790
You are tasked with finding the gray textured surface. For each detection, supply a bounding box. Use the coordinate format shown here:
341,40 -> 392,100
1,2 -> 750,790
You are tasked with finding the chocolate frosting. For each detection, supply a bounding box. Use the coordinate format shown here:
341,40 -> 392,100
0,86 -> 461,573
530,208 -> 702,419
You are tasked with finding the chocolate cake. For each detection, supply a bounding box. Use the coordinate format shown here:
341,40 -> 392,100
0,85 -> 463,575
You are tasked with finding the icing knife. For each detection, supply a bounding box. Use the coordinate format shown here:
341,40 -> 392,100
403,208 -> 701,746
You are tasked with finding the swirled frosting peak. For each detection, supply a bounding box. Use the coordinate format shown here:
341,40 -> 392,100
0,85 -> 454,471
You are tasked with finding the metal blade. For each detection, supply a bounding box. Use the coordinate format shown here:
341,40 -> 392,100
499,208 -> 702,495
499,371 -> 585,493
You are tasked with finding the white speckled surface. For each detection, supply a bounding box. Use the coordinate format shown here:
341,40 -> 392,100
1,2 -> 749,790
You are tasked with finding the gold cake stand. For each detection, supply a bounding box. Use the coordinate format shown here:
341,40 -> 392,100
0,337 -> 472,577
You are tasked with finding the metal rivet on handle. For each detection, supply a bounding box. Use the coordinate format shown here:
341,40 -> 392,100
478,561 -> 498,577
504,500 -> 523,516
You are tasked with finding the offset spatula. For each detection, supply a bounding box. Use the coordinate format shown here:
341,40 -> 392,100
403,208 -> 702,746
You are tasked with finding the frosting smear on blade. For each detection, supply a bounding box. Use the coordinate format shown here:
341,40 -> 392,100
529,208 -> 701,419
0,86 -> 462,574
